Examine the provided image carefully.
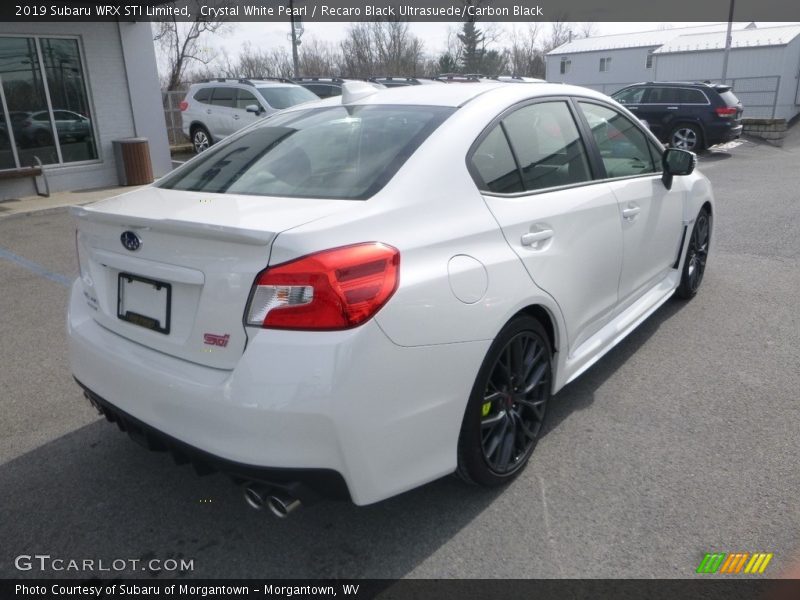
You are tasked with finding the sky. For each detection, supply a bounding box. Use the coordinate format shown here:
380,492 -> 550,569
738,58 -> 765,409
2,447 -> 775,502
207,22 -> 715,59
165,21 -> 795,75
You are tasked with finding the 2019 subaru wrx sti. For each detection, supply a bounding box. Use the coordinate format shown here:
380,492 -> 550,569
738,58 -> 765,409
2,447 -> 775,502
68,81 -> 714,514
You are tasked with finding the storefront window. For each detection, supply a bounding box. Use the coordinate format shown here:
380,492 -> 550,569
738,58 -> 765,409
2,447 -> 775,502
40,38 -> 97,162
0,36 -> 97,171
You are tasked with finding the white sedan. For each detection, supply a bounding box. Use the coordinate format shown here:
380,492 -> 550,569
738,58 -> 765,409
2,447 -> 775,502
68,81 -> 713,515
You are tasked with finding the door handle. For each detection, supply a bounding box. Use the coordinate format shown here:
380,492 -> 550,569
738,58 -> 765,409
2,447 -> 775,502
627,106 -> 638,110
622,205 -> 641,220
521,229 -> 554,246
233,114 -> 240,120
206,109 -> 212,114
666,106 -> 679,110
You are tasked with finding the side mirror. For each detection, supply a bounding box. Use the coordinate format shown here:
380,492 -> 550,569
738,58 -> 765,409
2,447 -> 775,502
245,104 -> 262,114
661,148 -> 696,190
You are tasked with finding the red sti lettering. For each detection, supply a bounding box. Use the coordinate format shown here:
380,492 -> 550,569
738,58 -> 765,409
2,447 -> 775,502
203,333 -> 230,347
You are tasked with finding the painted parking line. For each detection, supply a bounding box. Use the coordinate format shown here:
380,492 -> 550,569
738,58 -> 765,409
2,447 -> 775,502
0,245 -> 72,288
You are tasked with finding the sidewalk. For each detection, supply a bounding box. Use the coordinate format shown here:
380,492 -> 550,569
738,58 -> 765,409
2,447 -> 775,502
0,185 -> 142,219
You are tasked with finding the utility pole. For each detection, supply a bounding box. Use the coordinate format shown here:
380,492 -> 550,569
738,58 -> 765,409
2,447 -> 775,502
721,0 -> 735,84
289,0 -> 301,78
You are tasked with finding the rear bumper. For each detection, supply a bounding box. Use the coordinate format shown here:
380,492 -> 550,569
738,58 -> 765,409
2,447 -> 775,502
78,381 -> 349,503
707,122 -> 743,145
67,280 -> 488,505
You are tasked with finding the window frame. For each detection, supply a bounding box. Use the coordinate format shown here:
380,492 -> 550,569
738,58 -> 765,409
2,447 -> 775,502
0,33 -> 101,172
466,95 -> 600,198
641,86 -> 711,106
559,57 -> 571,74
572,98 -> 665,183
645,50 -> 655,69
599,57 -> 612,72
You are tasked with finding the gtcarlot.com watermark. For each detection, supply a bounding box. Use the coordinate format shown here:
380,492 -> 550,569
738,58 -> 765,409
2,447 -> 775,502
14,554 -> 194,573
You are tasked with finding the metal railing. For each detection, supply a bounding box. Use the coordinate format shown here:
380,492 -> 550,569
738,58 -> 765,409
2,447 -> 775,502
162,90 -> 189,147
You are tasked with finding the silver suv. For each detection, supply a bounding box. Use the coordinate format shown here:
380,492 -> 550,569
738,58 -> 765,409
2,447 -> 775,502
180,78 -> 319,153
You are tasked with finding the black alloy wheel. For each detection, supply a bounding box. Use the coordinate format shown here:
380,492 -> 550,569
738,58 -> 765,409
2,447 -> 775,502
457,316 -> 552,486
676,207 -> 711,299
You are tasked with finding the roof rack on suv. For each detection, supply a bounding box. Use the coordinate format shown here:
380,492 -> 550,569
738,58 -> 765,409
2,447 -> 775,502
292,76 -> 346,83
200,77 -> 295,86
434,73 -> 487,82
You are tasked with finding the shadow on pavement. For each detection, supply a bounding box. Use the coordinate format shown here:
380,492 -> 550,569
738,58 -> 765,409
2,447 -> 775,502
0,296 -> 689,581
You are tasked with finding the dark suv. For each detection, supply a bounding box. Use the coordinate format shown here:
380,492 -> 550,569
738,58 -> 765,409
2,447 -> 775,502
612,82 -> 743,151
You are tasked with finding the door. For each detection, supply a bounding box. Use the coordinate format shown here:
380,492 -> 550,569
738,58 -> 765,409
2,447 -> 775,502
208,87 -> 237,138
234,88 -> 261,130
471,100 -> 624,352
577,101 -> 684,305
635,86 -> 680,140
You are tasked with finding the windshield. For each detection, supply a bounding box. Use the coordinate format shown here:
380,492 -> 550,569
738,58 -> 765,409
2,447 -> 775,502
258,86 -> 320,109
158,105 -> 455,200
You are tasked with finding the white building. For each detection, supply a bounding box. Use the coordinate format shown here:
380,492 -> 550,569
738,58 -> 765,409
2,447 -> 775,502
0,22 -> 171,199
546,23 -> 800,120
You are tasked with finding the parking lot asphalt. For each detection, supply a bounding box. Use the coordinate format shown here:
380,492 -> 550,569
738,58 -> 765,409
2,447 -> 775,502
1,134 -> 798,580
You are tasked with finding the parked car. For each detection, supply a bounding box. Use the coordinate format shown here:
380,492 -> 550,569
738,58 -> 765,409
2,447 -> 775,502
10,110 -> 91,147
180,78 -> 319,153
69,81 -> 713,514
612,81 -> 743,151
292,77 -> 384,99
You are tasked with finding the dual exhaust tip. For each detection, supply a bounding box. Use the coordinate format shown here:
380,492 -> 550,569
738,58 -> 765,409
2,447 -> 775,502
244,484 -> 301,518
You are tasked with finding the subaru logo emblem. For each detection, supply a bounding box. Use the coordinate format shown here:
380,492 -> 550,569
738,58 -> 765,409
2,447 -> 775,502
120,231 -> 141,252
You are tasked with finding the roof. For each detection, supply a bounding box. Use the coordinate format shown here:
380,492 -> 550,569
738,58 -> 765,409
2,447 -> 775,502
653,24 -> 800,54
547,23 -> 753,55
284,82 -> 609,111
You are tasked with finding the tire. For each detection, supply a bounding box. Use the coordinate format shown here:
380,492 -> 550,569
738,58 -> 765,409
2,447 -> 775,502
676,207 -> 711,300
669,123 -> 704,152
456,315 -> 552,487
34,129 -> 52,147
191,125 -> 212,153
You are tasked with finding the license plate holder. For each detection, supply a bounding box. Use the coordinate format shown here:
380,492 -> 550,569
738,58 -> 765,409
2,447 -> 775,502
117,273 -> 171,334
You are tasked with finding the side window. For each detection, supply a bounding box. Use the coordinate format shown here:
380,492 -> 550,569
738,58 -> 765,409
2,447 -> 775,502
304,84 -> 328,98
210,87 -> 235,107
578,102 -> 658,179
236,89 -> 259,109
678,88 -> 707,104
193,88 -> 211,103
470,125 -> 523,194
644,87 -> 680,104
614,87 -> 646,105
503,101 -> 592,191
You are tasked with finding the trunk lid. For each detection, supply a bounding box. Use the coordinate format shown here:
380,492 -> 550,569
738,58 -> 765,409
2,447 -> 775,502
73,187 -> 356,369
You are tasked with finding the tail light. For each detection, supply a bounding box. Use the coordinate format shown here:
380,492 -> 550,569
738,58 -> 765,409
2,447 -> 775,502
715,107 -> 737,118
245,242 -> 400,330
179,100 -> 189,111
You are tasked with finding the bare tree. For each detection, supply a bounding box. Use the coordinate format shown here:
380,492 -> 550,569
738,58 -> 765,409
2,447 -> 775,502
299,37 -> 340,77
340,22 -> 425,78
506,24 -> 545,77
154,0 -> 232,90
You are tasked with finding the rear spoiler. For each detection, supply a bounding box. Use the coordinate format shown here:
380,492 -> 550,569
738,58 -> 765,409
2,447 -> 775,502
712,84 -> 732,93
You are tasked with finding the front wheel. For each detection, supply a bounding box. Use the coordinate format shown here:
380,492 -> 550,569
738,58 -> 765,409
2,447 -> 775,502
456,315 -> 552,487
676,208 -> 711,299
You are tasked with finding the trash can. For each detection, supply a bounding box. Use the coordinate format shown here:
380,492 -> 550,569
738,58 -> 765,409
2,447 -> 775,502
113,138 -> 154,186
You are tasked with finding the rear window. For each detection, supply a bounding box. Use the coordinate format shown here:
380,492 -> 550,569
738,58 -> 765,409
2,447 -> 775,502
193,88 -> 211,103
158,105 -> 454,200
718,90 -> 740,107
678,89 -> 708,104
258,86 -> 319,109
